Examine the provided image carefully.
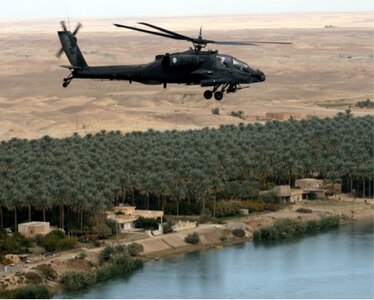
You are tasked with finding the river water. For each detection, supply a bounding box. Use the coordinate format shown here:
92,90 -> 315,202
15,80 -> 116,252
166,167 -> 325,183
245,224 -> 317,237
59,219 -> 374,299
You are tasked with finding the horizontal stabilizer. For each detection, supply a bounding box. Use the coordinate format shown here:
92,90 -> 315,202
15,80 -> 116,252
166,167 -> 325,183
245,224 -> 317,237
59,65 -> 86,70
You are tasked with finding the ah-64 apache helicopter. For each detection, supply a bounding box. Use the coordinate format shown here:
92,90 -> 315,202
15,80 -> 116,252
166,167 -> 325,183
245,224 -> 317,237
57,21 -> 291,100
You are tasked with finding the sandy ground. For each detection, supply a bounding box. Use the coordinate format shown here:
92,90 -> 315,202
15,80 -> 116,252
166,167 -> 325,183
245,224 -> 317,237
0,12 -> 373,140
1,196 -> 373,291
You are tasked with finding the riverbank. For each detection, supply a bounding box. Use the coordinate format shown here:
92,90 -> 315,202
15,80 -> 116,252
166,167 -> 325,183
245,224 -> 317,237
1,197 -> 373,297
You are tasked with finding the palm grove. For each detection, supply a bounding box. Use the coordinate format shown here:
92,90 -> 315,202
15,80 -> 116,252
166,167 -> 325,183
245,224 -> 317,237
0,115 -> 373,231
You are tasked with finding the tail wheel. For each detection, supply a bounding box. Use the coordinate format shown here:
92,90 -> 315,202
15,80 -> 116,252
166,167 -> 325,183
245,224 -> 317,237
204,90 -> 213,100
214,91 -> 223,101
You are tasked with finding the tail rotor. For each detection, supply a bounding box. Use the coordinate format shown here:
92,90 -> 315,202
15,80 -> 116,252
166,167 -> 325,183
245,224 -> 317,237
56,21 -> 82,58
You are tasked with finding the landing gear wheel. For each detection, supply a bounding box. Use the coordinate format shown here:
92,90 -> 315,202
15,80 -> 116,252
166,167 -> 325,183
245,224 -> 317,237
62,82 -> 68,88
214,91 -> 223,101
204,90 -> 213,100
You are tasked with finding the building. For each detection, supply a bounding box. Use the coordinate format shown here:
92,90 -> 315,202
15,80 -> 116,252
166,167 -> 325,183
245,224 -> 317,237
18,222 -> 51,238
295,178 -> 323,190
273,185 -> 306,203
295,178 -> 329,198
107,204 -> 164,233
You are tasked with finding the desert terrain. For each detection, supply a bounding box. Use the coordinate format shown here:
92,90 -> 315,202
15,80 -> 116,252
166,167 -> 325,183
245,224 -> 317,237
0,12 -> 373,140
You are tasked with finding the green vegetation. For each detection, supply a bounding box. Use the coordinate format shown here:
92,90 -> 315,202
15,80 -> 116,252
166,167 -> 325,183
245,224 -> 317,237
230,110 -> 245,119
0,230 -> 32,260
232,228 -> 246,238
211,108 -> 220,115
241,200 -> 281,214
34,264 -> 58,281
0,117 -> 372,231
42,230 -> 77,252
356,99 -> 373,109
23,272 -> 42,284
95,254 -> 143,283
127,243 -> 144,257
99,242 -> 143,264
134,217 -> 159,230
296,208 -> 313,213
60,271 -> 96,291
162,220 -> 175,234
185,232 -> 200,244
92,223 -> 112,239
253,215 -> 341,242
214,200 -> 242,217
0,284 -> 51,299
220,235 -> 227,242
62,246 -> 143,291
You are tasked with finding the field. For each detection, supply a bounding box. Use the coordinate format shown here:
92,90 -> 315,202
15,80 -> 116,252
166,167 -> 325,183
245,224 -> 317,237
0,12 -> 373,140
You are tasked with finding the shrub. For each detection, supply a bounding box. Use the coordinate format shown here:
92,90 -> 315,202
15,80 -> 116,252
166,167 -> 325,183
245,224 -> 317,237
33,234 -> 45,247
92,223 -> 112,239
60,271 -> 96,291
242,200 -> 281,213
99,245 -> 114,263
232,228 -> 246,238
43,234 -> 60,252
259,191 -> 280,203
35,264 -> 58,280
58,237 -> 78,250
319,215 -> 340,230
46,229 -> 65,239
356,99 -> 374,108
127,242 -> 144,257
304,219 -> 319,234
96,254 -> 143,283
106,219 -> 118,235
254,215 -> 340,242
10,284 -> 51,299
95,265 -> 113,282
220,235 -> 227,242
134,217 -> 159,230
114,244 -> 126,254
296,208 -> 313,213
23,271 -> 42,284
211,108 -> 220,115
79,252 -> 87,260
185,232 -> 200,244
162,220 -> 174,234
198,214 -> 213,224
213,200 -> 242,218
230,110 -> 244,119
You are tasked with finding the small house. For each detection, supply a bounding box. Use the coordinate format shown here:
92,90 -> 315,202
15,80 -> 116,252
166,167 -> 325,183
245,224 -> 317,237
18,221 -> 51,238
107,204 -> 164,233
273,185 -> 305,203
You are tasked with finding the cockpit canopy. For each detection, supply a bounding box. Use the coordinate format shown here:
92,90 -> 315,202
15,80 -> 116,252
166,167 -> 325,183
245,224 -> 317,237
217,55 -> 250,72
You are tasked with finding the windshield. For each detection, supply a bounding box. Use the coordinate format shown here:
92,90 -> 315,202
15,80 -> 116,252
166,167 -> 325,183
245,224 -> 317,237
217,55 -> 250,72
233,58 -> 250,72
217,55 -> 231,67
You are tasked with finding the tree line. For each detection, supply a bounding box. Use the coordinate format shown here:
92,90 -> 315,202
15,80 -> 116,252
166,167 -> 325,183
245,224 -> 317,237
0,115 -> 372,231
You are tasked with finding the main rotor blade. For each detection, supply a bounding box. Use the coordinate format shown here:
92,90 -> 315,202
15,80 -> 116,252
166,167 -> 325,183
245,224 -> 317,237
212,41 -> 258,46
138,22 -> 195,42
56,47 -> 64,58
213,40 -> 292,46
114,23 -> 186,40
72,23 -> 82,35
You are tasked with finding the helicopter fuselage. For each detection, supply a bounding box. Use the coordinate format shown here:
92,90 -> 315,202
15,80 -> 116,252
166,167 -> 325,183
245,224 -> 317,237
71,50 -> 265,87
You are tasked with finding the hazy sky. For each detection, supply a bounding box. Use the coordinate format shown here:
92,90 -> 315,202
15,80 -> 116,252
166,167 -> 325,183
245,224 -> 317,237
1,0 -> 373,19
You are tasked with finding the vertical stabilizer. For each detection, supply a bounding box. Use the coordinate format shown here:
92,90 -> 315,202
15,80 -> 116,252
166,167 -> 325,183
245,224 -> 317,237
57,31 -> 88,67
